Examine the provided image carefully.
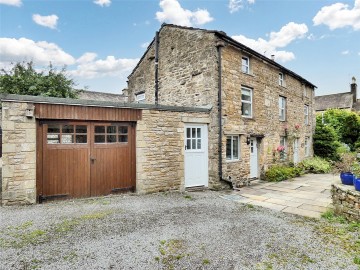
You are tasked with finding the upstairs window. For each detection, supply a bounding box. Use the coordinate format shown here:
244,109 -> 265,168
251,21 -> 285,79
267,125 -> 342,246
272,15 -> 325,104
304,105 -> 309,125
279,72 -> 284,86
226,135 -> 240,161
135,92 -> 145,103
241,87 -> 252,118
242,56 -> 250,74
279,96 -> 286,121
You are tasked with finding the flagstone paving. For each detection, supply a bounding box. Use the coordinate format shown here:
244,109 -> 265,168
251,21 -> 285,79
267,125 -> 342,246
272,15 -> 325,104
221,173 -> 337,219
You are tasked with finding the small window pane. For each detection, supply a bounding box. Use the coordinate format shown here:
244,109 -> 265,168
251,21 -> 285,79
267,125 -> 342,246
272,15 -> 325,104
233,137 -> 239,159
186,128 -> 191,139
192,139 -> 196,149
61,134 -> 74,144
241,91 -> 251,101
48,125 -> 60,133
186,139 -> 191,150
95,126 -> 105,133
107,135 -> 117,143
191,128 -> 196,138
62,125 -> 74,134
197,128 -> 201,138
95,135 -> 105,143
119,135 -> 128,143
76,135 -> 87,144
197,139 -> 201,149
119,126 -> 128,134
242,103 -> 251,116
47,134 -> 60,144
76,125 -> 87,134
107,126 -> 117,134
226,137 -> 232,159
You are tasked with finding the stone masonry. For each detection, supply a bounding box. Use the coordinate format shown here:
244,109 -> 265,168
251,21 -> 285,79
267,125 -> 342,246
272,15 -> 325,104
332,182 -> 360,222
2,101 -> 36,205
136,109 -> 211,193
127,24 -> 316,188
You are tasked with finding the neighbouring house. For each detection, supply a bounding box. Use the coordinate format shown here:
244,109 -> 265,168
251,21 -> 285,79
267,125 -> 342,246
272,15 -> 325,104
315,77 -> 359,113
127,24 -> 316,189
78,89 -> 127,103
1,24 -> 316,205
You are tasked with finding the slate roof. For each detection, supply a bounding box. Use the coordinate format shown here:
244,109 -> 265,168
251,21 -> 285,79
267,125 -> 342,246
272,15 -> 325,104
78,90 -> 126,102
315,92 -> 354,111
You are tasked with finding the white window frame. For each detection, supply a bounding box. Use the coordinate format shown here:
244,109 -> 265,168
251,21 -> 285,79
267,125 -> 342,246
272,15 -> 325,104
279,96 -> 286,121
304,105 -> 309,125
135,92 -> 145,103
303,85 -> 308,98
226,135 -> 240,161
279,136 -> 287,160
305,137 -> 310,157
241,86 -> 253,118
279,72 -> 284,86
242,56 -> 250,74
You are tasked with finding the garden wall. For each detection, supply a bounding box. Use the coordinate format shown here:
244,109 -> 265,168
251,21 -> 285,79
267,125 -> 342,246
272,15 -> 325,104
331,182 -> 360,222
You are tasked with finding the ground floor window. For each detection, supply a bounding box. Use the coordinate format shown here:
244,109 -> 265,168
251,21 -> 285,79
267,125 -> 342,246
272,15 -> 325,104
305,137 -> 310,157
279,136 -> 287,160
226,135 -> 240,161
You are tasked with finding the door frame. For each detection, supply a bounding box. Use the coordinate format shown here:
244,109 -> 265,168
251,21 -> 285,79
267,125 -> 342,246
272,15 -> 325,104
249,137 -> 259,178
184,123 -> 209,188
293,138 -> 299,164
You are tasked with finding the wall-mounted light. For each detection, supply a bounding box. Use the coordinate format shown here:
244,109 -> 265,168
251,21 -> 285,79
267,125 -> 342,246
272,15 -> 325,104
246,136 -> 251,145
25,104 -> 34,118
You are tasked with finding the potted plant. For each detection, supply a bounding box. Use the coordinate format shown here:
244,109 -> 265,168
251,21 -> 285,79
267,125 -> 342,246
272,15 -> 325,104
333,153 -> 357,185
352,162 -> 360,191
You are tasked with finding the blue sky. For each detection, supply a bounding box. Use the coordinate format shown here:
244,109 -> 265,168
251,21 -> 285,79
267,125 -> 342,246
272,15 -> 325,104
0,0 -> 359,95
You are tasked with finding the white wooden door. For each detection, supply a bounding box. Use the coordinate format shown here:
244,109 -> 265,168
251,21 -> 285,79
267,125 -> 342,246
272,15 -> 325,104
293,138 -> 299,164
250,138 -> 258,178
184,124 -> 208,187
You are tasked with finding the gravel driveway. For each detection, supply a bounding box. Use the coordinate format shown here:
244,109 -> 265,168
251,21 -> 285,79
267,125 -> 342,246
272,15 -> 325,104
0,191 -> 358,269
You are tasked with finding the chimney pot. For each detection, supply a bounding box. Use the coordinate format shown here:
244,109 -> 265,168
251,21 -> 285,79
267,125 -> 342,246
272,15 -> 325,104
351,76 -> 357,103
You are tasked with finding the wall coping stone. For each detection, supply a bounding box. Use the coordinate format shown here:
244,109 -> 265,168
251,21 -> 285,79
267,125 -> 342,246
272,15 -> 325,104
0,94 -> 212,114
332,182 -> 360,196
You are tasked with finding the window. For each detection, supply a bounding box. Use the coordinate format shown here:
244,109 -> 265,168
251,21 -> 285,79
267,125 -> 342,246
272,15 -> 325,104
305,137 -> 310,157
47,124 -> 87,144
279,72 -> 284,86
303,85 -> 307,98
135,92 -> 145,103
279,96 -> 286,121
94,125 -> 128,144
226,135 -> 240,161
241,87 -> 252,117
186,127 -> 202,150
242,56 -> 250,74
304,105 -> 309,125
279,136 -> 287,160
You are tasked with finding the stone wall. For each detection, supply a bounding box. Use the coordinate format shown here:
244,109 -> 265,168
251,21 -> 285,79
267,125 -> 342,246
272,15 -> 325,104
1,101 -> 36,205
332,182 -> 360,222
136,109 -> 211,193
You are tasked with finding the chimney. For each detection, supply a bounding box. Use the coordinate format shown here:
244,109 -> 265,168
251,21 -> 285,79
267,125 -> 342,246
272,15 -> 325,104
351,76 -> 357,103
271,54 -> 275,61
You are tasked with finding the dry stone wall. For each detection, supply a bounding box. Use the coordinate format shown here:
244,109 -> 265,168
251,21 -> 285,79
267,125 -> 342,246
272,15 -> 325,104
332,182 -> 360,222
2,101 -> 36,205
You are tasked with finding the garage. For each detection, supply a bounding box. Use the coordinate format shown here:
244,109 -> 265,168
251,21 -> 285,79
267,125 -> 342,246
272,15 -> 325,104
35,102 -> 141,202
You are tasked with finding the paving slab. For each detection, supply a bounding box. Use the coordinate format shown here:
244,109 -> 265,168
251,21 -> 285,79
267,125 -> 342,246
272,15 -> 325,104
246,200 -> 287,211
282,206 -> 322,219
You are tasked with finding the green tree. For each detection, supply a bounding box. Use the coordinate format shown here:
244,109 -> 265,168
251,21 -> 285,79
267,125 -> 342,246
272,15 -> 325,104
340,113 -> 360,151
313,123 -> 340,160
0,62 -> 78,98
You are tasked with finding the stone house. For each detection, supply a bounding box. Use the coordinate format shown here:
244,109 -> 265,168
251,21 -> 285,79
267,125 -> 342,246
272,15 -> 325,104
127,24 -> 316,188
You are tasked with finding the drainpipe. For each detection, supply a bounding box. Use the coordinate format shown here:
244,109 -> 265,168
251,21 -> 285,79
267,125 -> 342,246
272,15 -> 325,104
155,31 -> 159,106
216,41 -> 232,188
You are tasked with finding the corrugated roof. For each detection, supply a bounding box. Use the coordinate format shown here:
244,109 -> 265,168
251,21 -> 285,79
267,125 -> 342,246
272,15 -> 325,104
315,92 -> 353,111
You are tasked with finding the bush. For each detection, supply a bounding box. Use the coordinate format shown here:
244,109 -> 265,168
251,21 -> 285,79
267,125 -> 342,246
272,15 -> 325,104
297,157 -> 332,174
313,123 -> 340,161
265,165 -> 304,182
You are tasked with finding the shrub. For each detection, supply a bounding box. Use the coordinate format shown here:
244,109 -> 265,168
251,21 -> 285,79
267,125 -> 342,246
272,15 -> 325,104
313,123 -> 340,161
297,157 -> 332,174
265,165 -> 304,182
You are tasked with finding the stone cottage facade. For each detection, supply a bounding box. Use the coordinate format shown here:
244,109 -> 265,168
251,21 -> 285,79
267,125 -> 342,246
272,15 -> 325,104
127,24 -> 316,188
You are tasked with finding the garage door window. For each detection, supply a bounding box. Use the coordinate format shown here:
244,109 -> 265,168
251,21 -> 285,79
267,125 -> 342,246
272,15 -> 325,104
95,125 -> 128,144
47,124 -> 87,144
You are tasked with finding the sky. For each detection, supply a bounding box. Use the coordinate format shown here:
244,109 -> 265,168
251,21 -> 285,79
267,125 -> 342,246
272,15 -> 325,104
0,0 -> 359,96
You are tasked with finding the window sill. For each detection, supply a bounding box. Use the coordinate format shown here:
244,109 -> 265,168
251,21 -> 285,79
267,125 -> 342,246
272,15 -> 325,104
242,72 -> 255,77
226,159 -> 241,163
242,116 -> 255,121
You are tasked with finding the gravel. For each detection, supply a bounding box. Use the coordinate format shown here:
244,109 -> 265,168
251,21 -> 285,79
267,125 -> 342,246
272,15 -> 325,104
0,191 -> 358,270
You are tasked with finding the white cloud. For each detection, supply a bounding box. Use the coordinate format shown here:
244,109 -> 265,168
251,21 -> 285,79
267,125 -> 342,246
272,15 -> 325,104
313,0 -> 360,30
341,50 -> 350,55
228,0 -> 255,13
93,0 -> 111,7
77,52 -> 98,64
232,22 -> 308,62
71,56 -> 139,79
156,0 -> 213,27
32,14 -> 58,29
0,37 -> 75,66
0,0 -> 21,7
141,42 -> 150,48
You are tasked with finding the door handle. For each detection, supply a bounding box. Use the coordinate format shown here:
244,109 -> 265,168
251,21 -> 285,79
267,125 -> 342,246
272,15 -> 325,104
90,157 -> 96,163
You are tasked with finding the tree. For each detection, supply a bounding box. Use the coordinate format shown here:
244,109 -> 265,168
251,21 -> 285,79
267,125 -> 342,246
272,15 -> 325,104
340,113 -> 360,151
313,123 -> 340,160
0,62 -> 78,98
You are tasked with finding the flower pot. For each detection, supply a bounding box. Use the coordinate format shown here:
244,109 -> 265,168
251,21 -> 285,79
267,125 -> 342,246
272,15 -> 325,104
340,172 -> 355,185
354,178 -> 360,192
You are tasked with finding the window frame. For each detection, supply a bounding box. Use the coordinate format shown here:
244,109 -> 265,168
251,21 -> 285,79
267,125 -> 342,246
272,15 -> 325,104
135,92 -> 145,103
226,135 -> 240,161
241,56 -> 250,74
279,72 -> 284,87
279,136 -> 287,161
279,96 -> 286,121
305,136 -> 310,157
304,105 -> 309,125
241,86 -> 253,118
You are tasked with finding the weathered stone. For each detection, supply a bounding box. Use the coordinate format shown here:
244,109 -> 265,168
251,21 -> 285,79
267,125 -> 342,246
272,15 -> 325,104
331,182 -> 360,222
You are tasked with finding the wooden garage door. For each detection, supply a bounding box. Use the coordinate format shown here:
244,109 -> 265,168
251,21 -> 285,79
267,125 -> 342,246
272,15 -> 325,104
39,121 -> 135,201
